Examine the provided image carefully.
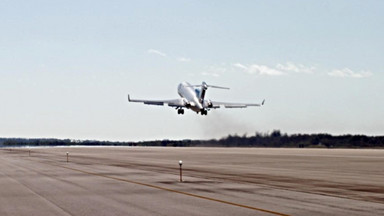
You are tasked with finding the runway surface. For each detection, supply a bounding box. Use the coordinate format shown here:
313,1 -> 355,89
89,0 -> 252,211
0,147 -> 383,216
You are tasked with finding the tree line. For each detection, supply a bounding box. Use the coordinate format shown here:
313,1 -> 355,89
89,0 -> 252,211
1,130 -> 383,148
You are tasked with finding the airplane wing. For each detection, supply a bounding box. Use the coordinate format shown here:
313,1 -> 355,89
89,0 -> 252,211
128,95 -> 185,107
210,99 -> 265,109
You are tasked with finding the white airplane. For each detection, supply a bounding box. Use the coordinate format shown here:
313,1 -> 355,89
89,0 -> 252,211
128,81 -> 265,115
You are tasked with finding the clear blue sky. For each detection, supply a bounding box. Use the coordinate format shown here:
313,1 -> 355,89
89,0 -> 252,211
1,1 -> 383,141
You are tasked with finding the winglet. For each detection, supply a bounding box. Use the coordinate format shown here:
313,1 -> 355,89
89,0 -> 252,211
128,94 -> 131,102
262,99 -> 265,106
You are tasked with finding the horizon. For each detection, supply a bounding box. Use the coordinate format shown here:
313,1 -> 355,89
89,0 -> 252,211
1,1 -> 383,142
1,130 -> 383,143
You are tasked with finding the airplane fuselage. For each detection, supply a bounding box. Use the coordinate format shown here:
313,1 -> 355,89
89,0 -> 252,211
177,82 -> 204,113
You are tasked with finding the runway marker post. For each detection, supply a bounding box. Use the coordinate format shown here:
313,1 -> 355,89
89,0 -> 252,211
66,152 -> 69,163
179,160 -> 183,182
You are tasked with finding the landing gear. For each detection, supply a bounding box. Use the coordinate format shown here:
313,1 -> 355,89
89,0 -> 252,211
200,109 -> 208,115
177,109 -> 185,115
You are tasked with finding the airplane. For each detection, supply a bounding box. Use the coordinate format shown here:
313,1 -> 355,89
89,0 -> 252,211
128,81 -> 265,115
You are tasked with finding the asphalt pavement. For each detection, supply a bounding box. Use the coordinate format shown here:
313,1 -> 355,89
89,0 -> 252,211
0,147 -> 383,216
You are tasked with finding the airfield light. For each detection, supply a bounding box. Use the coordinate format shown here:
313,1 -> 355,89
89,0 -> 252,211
179,160 -> 183,182
66,152 -> 69,163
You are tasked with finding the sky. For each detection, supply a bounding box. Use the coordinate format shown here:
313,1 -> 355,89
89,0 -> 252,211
0,0 -> 383,141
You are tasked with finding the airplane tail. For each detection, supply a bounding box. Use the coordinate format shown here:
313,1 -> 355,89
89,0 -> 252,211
199,82 -> 208,102
198,82 -> 229,102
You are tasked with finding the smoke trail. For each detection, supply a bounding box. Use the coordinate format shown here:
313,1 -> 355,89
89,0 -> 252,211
198,111 -> 255,139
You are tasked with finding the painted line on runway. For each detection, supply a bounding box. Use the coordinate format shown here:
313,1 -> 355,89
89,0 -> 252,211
54,164 -> 290,216
13,149 -> 290,215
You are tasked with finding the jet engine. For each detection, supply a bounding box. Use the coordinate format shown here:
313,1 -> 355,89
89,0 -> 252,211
182,98 -> 191,108
203,99 -> 213,108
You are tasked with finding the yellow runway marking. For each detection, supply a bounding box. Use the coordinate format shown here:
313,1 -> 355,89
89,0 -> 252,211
55,164 -> 290,216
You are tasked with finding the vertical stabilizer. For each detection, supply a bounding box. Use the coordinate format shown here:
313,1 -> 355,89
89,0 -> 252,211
195,81 -> 229,102
199,82 -> 209,102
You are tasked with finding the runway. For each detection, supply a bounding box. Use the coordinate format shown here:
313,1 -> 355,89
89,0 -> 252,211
0,147 -> 383,216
